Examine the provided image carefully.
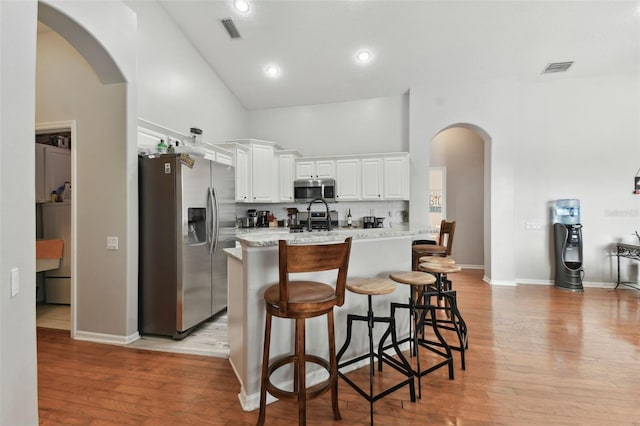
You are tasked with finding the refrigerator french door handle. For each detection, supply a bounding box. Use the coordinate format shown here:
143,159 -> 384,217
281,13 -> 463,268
211,186 -> 220,255
206,187 -> 214,251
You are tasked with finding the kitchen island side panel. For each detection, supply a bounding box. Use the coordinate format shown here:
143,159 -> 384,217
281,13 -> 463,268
234,235 -> 412,411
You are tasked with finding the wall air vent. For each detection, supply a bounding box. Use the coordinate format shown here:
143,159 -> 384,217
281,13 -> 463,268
221,18 -> 241,39
542,61 -> 574,74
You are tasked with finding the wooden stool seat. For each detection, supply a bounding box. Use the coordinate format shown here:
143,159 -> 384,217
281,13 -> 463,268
389,271 -> 436,287
418,262 -> 461,274
346,277 -> 396,295
418,256 -> 456,265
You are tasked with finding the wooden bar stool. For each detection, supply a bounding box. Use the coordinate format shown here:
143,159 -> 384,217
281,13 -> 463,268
417,262 -> 468,370
411,220 -> 456,270
257,237 -> 352,426
381,271 -> 454,399
336,277 -> 416,426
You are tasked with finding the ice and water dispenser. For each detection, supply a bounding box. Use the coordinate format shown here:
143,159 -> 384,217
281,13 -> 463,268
552,199 -> 584,291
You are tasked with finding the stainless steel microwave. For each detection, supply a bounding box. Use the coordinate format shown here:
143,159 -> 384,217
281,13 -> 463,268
293,178 -> 336,203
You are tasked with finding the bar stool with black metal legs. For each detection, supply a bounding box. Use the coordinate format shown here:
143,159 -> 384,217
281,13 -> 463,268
417,261 -> 468,370
336,277 -> 416,426
257,237 -> 352,426
380,271 -> 454,399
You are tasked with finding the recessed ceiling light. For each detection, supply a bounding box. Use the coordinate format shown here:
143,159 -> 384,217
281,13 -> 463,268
233,0 -> 250,14
355,50 -> 372,64
265,65 -> 280,77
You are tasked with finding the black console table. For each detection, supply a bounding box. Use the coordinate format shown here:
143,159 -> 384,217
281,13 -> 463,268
615,243 -> 640,290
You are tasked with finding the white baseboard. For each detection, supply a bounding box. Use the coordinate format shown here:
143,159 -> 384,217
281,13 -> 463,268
514,279 -> 617,289
74,330 -> 140,345
458,264 -> 484,270
483,275 -> 516,286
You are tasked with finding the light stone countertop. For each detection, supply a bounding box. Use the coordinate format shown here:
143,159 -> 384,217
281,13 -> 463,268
235,225 -> 415,247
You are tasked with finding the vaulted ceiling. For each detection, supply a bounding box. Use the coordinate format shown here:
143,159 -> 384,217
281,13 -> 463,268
162,1 -> 638,110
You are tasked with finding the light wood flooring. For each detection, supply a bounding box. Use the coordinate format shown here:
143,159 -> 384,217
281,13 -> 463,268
37,270 -> 640,425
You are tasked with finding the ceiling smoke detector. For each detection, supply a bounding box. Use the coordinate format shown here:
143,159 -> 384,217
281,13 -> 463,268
542,61 -> 574,74
221,18 -> 241,39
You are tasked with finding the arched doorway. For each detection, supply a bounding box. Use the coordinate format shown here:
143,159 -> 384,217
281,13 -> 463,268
36,1 -> 139,341
429,125 -> 486,269
427,123 -> 491,275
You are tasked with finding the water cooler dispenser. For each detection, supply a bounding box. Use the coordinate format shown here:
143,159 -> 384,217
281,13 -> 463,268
552,199 -> 584,291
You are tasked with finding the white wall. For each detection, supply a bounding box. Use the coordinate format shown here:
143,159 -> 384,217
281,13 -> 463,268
410,78 -> 519,284
36,30 -> 130,336
430,127 -> 485,266
514,73 -> 640,284
411,72 -> 640,285
125,1 -> 248,143
248,94 -> 408,156
0,1 -> 40,424
34,0 -> 249,342
38,0 -> 138,340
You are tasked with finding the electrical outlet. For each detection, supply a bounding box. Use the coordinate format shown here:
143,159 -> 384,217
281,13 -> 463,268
107,237 -> 119,250
10,267 -> 19,298
525,222 -> 543,231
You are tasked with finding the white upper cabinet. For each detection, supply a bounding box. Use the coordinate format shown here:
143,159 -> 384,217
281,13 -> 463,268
250,143 -> 275,202
295,159 -> 335,180
276,151 -> 301,202
35,144 -> 71,203
383,155 -> 409,200
335,159 -> 360,201
234,146 -> 250,202
361,158 -> 384,200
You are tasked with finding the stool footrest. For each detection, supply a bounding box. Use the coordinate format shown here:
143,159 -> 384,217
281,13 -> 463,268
265,354 -> 334,401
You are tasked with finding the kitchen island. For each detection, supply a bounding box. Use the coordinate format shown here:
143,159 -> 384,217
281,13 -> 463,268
225,227 -> 415,411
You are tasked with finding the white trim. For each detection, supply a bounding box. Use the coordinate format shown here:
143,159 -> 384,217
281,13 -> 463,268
458,264 -> 484,270
483,275 -> 517,286
74,330 -> 140,346
35,120 -> 77,339
516,279 -> 553,286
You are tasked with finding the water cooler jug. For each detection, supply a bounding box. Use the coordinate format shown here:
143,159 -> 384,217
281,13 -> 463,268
552,199 -> 584,291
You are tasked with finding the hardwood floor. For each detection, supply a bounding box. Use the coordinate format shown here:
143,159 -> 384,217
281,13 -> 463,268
37,270 -> 640,425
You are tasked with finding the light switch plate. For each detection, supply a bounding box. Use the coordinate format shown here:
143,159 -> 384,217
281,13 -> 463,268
10,267 -> 19,298
107,236 -> 119,250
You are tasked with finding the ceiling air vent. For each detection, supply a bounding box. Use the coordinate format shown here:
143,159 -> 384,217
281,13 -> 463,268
221,18 -> 241,39
542,61 -> 574,74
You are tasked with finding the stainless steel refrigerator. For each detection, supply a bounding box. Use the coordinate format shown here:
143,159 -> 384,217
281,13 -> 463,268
138,153 -> 235,339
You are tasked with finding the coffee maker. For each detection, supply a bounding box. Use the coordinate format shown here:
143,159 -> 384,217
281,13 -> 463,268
246,209 -> 257,227
256,210 -> 270,227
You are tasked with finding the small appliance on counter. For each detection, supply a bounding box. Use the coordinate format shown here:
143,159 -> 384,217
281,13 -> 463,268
287,207 -> 299,227
298,210 -> 339,231
247,209 -> 257,227
363,216 -> 376,228
256,210 -> 270,227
